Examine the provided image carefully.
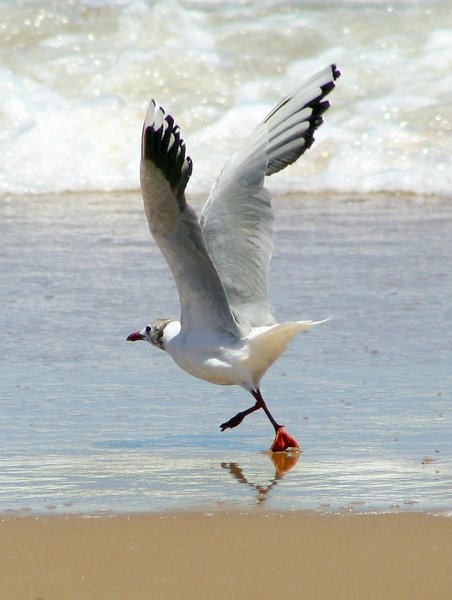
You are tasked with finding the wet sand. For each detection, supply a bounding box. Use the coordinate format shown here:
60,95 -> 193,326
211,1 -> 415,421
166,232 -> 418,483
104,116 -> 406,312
2,193 -> 451,514
1,512 -> 451,600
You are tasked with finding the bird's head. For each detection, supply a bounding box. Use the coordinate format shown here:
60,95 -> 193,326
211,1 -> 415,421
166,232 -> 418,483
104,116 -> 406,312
126,318 -> 173,351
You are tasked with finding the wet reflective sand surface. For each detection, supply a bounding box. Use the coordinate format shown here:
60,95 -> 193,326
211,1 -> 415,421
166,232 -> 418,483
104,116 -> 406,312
1,193 -> 451,514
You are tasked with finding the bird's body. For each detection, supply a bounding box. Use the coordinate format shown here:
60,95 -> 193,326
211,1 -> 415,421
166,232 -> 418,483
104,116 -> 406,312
161,320 -> 321,389
127,64 -> 340,451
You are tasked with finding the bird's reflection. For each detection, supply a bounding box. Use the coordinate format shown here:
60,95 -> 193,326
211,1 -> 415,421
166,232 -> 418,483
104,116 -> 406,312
221,451 -> 299,505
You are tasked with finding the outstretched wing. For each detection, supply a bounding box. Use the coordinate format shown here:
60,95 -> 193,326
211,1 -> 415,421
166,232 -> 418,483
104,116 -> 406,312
201,64 -> 340,328
140,101 -> 241,337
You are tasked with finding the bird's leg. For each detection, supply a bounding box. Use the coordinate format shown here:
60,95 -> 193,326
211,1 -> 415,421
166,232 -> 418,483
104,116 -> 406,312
251,389 -> 282,434
220,401 -> 261,431
220,388 -> 299,451
221,388 -> 299,452
253,389 -> 300,452
220,388 -> 282,433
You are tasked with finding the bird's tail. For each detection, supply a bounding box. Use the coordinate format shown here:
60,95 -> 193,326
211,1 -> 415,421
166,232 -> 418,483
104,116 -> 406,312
291,318 -> 331,332
246,319 -> 330,386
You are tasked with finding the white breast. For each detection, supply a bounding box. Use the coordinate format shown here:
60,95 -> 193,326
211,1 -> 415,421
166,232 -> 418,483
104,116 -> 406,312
165,330 -> 251,387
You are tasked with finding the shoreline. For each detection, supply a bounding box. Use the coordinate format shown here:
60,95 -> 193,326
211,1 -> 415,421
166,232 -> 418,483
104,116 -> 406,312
1,511 -> 451,599
2,191 -> 451,600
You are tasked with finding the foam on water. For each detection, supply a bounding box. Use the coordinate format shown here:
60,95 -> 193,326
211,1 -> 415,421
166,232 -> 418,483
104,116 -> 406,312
1,0 -> 451,196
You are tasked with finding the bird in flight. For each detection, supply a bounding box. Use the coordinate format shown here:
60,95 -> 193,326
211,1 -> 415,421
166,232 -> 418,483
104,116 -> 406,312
127,64 -> 340,452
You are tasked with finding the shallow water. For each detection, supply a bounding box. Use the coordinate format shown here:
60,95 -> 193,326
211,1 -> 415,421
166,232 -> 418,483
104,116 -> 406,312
0,192 -> 451,514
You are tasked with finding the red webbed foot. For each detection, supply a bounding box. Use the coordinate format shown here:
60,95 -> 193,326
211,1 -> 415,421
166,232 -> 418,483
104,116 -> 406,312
270,427 -> 300,453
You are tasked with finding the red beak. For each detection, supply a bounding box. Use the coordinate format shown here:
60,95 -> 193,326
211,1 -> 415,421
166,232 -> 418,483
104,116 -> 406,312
127,331 -> 145,341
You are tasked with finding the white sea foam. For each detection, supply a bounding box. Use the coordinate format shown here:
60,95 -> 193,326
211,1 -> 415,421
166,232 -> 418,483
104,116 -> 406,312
1,0 -> 451,197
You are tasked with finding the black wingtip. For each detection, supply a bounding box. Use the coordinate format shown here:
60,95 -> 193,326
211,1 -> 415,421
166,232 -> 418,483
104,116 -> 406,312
320,65 -> 341,97
331,64 -> 341,81
264,64 -> 341,176
141,101 -> 192,197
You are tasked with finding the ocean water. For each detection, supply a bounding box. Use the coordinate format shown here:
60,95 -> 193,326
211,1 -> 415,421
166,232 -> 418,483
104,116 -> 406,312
1,0 -> 451,197
0,193 -> 451,514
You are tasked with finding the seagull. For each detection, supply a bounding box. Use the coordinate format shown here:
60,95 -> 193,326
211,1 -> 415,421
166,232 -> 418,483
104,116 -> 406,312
127,64 -> 340,452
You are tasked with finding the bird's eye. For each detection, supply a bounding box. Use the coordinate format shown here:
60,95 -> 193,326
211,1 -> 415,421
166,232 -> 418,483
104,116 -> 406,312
145,325 -> 151,334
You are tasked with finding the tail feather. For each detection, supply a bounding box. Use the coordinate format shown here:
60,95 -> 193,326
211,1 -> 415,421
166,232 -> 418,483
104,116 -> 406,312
246,319 -> 330,386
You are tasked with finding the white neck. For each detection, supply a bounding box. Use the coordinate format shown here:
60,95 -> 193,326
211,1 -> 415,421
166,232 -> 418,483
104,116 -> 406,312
162,320 -> 182,346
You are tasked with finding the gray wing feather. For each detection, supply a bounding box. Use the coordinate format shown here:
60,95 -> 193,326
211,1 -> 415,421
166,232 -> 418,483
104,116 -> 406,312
140,101 -> 241,337
201,64 -> 340,328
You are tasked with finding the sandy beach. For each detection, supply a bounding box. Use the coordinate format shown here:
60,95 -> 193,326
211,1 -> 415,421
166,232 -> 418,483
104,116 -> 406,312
1,511 -> 451,600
